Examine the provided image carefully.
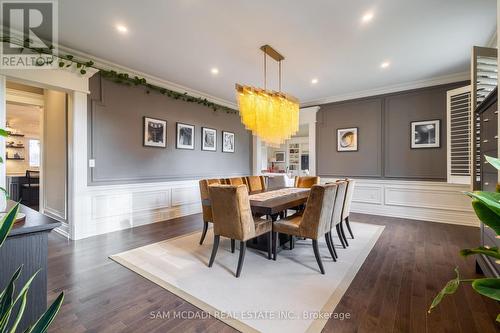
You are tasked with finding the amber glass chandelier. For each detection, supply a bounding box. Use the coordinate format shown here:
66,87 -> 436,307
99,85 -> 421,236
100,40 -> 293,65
235,45 -> 299,146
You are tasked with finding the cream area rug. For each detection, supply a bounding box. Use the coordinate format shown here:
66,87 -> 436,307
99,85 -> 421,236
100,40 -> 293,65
110,222 -> 384,333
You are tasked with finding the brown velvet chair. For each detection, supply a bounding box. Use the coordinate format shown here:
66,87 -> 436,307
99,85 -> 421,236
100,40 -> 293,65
198,179 -> 222,245
326,180 -> 349,252
272,183 -> 338,274
294,176 -> 320,188
246,176 -> 266,192
208,185 -> 272,277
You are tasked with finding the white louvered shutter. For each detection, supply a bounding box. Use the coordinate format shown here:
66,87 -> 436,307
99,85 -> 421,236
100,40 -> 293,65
447,86 -> 472,185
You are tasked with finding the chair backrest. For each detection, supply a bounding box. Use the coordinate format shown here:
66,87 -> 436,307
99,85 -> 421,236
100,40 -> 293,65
246,176 -> 266,192
268,175 -> 287,189
209,185 -> 256,241
226,177 -> 246,186
342,179 -> 356,220
294,176 -> 320,188
198,178 -> 222,222
298,183 -> 338,240
329,180 -> 348,227
26,170 -> 40,186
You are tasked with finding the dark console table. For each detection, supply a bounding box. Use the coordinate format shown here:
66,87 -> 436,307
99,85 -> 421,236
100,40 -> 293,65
0,201 -> 60,332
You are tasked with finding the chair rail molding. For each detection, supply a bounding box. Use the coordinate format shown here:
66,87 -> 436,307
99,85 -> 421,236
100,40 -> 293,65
321,178 -> 479,227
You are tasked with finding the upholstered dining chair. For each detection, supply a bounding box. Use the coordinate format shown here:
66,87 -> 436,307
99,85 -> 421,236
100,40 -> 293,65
294,176 -> 320,188
246,176 -> 266,192
198,179 -> 222,245
342,179 -> 356,239
327,180 -> 349,251
208,185 -> 273,277
272,183 -> 338,274
268,175 -> 287,189
226,177 -> 246,186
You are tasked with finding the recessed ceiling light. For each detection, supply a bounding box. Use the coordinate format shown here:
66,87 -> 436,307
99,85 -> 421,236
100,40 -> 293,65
311,78 -> 318,84
211,67 -> 219,75
361,12 -> 374,23
116,24 -> 128,34
380,61 -> 390,69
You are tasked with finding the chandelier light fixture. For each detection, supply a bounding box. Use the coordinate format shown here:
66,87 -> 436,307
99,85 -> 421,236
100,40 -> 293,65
235,45 -> 299,146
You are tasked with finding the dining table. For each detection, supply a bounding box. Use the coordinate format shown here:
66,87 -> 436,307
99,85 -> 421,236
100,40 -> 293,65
201,186 -> 311,252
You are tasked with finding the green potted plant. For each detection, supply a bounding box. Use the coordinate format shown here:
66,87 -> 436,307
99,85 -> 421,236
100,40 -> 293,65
0,129 -> 63,332
429,155 -> 500,322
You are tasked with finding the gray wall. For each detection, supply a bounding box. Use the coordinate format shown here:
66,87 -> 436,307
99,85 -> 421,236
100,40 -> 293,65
317,81 -> 468,180
88,74 -> 252,185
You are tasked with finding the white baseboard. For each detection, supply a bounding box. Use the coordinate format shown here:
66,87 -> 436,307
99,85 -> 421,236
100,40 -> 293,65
321,178 -> 479,227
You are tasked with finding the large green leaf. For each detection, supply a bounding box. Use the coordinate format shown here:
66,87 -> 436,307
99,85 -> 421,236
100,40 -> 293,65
24,292 -> 64,333
0,266 -> 22,333
0,129 -> 8,138
460,246 -> 500,260
472,278 -> 500,301
7,288 -> 28,333
0,203 -> 20,248
485,155 -> 500,171
428,267 -> 460,313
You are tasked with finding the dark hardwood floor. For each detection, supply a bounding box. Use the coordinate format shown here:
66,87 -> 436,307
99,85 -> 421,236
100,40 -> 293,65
47,213 -> 500,333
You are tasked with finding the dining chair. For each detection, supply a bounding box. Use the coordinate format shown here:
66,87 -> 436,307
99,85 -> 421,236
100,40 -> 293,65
246,176 -> 266,192
272,183 -> 338,274
226,177 -> 246,186
342,179 -> 356,239
327,180 -> 349,252
268,175 -> 287,189
198,178 -> 222,245
21,170 -> 40,207
208,185 -> 273,277
294,176 -> 320,188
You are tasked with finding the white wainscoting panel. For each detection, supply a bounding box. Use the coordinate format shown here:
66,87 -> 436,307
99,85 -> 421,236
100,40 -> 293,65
73,180 -> 202,240
321,178 -> 479,227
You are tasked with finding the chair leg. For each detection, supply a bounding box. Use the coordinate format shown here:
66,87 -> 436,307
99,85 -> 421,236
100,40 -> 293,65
273,232 -> 278,261
336,224 -> 346,248
340,221 -> 349,247
235,242 -> 247,277
312,240 -> 325,274
231,239 -> 235,253
325,232 -> 337,261
327,232 -> 338,259
199,222 -> 209,245
208,235 -> 220,267
267,231 -> 272,260
345,216 -> 354,239
289,235 -> 295,250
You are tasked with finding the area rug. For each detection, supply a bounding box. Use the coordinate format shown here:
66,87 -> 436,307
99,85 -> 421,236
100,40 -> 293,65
110,222 -> 384,333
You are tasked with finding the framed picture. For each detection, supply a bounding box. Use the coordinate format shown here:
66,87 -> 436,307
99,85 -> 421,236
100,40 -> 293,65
275,151 -> 285,162
411,119 -> 440,149
176,122 -> 195,150
143,117 -> 167,148
222,131 -> 235,153
337,127 -> 358,152
201,127 -> 217,151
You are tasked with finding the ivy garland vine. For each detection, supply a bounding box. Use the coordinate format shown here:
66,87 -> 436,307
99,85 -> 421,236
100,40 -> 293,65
0,36 -> 237,114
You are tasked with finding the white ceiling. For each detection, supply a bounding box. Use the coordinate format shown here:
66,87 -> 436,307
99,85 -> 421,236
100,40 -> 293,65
58,0 -> 496,106
6,103 -> 42,137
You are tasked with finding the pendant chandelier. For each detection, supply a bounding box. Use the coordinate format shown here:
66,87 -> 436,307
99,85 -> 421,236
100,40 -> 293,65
235,45 -> 299,146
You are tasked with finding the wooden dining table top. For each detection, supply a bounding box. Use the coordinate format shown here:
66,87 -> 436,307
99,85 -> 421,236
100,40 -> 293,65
201,187 -> 310,216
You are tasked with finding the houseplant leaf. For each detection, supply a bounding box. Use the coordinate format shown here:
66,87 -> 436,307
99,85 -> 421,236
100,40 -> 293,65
0,266 -> 22,332
0,129 -> 9,137
0,203 -> 20,247
472,278 -> 500,301
8,288 -> 28,333
24,292 -> 64,333
465,192 -> 500,235
428,267 -> 460,313
460,246 -> 500,260
485,155 -> 500,171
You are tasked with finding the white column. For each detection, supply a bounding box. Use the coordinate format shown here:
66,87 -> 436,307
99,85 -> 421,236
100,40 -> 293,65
0,75 -> 5,190
252,135 -> 262,175
299,106 -> 320,176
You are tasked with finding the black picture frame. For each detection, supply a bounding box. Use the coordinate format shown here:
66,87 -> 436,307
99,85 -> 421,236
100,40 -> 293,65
410,119 -> 441,149
201,127 -> 217,152
336,127 -> 358,152
176,122 -> 195,150
143,116 -> 167,148
222,131 -> 235,153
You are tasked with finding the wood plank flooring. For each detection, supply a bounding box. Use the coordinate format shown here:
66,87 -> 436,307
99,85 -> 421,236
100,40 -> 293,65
47,213 -> 500,332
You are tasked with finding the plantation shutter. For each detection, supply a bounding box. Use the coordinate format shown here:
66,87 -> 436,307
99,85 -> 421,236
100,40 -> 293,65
447,86 -> 472,185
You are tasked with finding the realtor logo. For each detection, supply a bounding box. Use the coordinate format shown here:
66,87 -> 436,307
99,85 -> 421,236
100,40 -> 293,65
1,0 -> 58,69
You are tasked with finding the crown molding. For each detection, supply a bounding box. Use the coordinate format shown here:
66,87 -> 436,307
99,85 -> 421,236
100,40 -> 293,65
56,45 -> 238,110
300,71 -> 470,107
